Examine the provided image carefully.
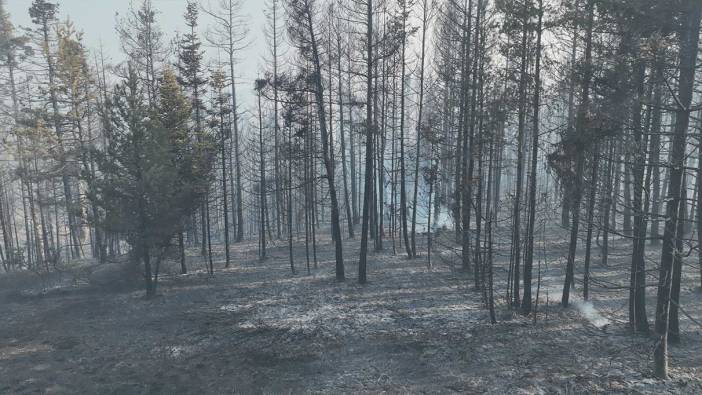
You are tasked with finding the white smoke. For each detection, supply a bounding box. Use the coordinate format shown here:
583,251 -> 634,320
574,301 -> 609,328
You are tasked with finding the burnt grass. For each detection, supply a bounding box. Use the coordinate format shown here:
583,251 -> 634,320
0,227 -> 701,394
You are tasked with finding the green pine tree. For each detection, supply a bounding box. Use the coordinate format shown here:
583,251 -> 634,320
93,65 -> 214,297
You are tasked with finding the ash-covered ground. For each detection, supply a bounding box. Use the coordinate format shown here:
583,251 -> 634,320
0,227 -> 700,394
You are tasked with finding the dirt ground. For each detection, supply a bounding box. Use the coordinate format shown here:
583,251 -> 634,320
0,227 -> 701,394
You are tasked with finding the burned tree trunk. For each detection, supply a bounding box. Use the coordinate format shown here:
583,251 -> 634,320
653,0 -> 701,378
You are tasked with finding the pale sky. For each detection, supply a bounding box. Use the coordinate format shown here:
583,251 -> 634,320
6,0 -> 268,109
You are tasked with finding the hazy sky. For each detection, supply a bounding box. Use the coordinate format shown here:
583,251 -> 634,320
6,0 -> 268,109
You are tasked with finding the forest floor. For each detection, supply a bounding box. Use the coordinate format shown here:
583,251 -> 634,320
0,225 -> 701,394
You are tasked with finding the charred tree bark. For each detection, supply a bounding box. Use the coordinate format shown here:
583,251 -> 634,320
511,0 -> 529,306
398,0 -> 411,258
301,1 -> 345,281
410,0 -> 429,258
522,0 -> 542,314
562,0 -> 594,308
629,59 -> 649,333
654,0 -> 701,378
336,24 -> 354,239
359,0 -> 374,284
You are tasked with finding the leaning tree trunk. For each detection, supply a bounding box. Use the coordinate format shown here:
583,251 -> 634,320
304,1 -> 345,281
